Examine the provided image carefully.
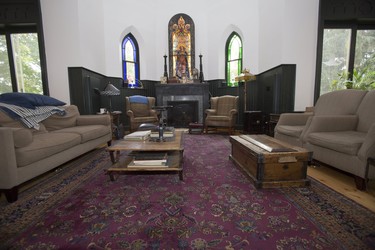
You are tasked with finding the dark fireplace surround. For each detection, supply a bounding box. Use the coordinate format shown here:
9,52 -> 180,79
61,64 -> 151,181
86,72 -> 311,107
155,83 -> 210,127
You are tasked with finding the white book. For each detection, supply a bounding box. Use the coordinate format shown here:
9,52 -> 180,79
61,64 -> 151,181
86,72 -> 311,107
124,130 -> 151,140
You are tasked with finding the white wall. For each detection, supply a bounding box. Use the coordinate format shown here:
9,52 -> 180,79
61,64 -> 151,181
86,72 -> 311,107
41,0 -> 319,110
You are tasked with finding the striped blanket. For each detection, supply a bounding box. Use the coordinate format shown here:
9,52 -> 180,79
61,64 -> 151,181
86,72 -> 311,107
0,102 -> 66,130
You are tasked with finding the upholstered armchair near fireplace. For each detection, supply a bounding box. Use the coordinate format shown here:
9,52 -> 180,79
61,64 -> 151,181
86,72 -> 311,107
125,96 -> 159,132
204,95 -> 238,134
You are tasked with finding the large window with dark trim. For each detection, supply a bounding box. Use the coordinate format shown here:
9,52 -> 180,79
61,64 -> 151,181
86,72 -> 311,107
122,33 -> 140,88
319,25 -> 375,95
225,32 -> 242,87
315,0 -> 375,100
0,28 -> 45,94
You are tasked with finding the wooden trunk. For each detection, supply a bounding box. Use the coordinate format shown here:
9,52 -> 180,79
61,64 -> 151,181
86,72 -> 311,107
229,135 -> 312,188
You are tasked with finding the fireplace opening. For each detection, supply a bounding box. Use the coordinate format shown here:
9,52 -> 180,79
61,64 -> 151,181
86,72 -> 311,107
167,101 -> 198,127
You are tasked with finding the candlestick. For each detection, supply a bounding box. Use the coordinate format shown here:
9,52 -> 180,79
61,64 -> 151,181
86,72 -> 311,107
163,55 -> 168,78
164,54 -> 168,80
199,54 -> 204,83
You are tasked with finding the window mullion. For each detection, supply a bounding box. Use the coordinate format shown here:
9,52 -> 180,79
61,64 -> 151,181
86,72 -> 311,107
347,27 -> 357,81
5,32 -> 18,92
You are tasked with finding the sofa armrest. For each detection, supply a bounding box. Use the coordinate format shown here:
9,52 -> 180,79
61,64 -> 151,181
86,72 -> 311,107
0,127 -> 18,189
276,113 -> 313,126
76,115 -> 111,126
358,123 -> 375,162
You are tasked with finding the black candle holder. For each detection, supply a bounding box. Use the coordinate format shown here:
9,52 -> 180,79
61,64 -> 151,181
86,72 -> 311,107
199,54 -> 204,82
163,55 -> 168,79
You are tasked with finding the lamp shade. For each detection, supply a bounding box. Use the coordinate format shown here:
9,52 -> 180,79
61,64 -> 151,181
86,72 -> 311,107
235,68 -> 256,82
100,83 -> 120,96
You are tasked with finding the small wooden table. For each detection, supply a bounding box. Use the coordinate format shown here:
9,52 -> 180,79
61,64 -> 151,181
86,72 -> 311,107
230,134 -> 312,188
106,130 -> 184,181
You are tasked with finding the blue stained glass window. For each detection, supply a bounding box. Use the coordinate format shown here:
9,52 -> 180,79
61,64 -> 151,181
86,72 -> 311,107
122,33 -> 140,88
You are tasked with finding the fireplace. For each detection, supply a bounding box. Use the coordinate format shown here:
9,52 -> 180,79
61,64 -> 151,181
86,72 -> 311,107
155,83 -> 210,127
167,101 -> 198,127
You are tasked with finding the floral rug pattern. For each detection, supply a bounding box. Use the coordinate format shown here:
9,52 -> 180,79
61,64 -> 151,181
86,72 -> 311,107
1,133 -> 374,249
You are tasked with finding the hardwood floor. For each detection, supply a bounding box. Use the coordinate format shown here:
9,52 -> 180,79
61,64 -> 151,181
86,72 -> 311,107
307,165 -> 375,213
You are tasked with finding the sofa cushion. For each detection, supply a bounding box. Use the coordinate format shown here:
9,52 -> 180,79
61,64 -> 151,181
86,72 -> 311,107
15,132 -> 81,167
0,109 -> 48,134
0,92 -> 65,109
276,125 -> 305,138
307,131 -> 366,155
51,125 -> 109,143
314,89 -> 367,115
42,105 -> 79,131
129,103 -> 150,117
12,128 -> 33,148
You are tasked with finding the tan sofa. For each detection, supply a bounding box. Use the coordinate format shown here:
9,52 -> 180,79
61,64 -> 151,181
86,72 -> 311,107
0,105 -> 112,202
275,89 -> 375,189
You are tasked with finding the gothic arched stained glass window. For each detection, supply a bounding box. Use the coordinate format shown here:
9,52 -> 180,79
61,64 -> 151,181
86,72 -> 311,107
122,33 -> 140,88
168,14 -> 195,80
226,32 -> 243,87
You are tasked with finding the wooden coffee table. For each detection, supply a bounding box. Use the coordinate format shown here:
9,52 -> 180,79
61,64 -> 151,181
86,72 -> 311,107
230,134 -> 312,188
106,130 -> 184,181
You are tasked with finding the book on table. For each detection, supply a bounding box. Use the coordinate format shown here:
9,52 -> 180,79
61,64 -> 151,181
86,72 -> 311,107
150,127 -> 175,138
127,160 -> 168,168
129,151 -> 168,166
124,130 -> 151,141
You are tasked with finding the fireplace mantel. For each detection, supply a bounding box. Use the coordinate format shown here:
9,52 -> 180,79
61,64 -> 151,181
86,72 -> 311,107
155,83 -> 210,124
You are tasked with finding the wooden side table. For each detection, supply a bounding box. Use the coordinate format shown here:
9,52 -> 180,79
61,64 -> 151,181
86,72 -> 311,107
110,111 -> 122,139
365,157 -> 375,190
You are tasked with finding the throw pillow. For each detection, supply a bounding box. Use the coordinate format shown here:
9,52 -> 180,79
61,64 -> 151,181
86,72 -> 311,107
0,93 -> 66,109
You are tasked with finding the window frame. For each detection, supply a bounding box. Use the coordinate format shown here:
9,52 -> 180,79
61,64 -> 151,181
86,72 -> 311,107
225,32 -> 243,87
121,33 -> 140,87
0,25 -> 49,94
315,20 -> 375,101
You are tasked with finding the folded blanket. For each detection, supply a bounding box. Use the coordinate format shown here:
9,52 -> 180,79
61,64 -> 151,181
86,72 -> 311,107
0,102 -> 66,130
129,95 -> 148,104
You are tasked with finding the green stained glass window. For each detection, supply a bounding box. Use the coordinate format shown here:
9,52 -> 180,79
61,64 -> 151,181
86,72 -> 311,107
226,33 -> 242,87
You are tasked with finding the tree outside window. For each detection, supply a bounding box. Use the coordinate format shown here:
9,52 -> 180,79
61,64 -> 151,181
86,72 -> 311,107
320,28 -> 375,95
226,33 -> 242,87
0,33 -> 43,94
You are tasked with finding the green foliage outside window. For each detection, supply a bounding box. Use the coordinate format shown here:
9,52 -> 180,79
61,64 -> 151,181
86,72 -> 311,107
0,33 -> 43,94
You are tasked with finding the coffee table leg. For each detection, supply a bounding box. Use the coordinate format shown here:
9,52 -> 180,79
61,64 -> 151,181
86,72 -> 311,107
109,151 -> 115,163
179,171 -> 183,180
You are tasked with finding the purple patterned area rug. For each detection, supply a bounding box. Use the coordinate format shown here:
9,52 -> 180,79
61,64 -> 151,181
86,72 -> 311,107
1,133 -> 375,249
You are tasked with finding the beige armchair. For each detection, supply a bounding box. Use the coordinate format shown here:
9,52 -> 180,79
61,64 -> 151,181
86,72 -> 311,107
204,95 -> 238,134
126,96 -> 159,132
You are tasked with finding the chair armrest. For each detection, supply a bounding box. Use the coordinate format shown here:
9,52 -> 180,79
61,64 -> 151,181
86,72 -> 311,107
76,115 -> 111,126
0,127 -> 18,189
205,109 -> 217,116
277,113 -> 313,126
149,110 -> 158,117
126,110 -> 135,118
358,123 -> 375,162
229,109 -> 238,116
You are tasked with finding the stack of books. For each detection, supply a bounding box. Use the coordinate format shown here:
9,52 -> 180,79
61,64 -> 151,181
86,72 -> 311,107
150,127 -> 175,139
123,130 -> 151,141
128,151 -> 168,168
